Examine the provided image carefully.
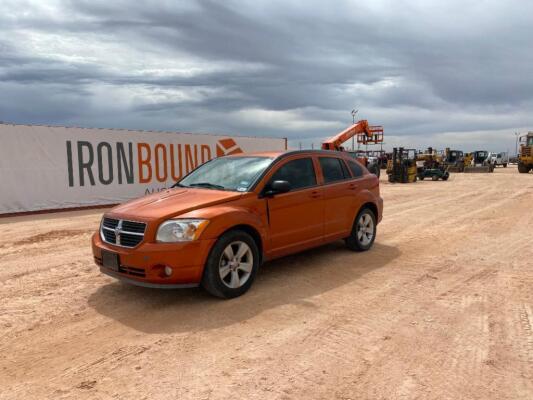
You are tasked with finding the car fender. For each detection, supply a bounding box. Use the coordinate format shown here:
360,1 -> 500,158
352,188 -> 381,223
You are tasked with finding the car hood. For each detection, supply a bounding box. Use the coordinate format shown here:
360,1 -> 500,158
107,187 -> 243,220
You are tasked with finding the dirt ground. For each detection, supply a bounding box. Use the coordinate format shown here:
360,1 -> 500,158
1,166 -> 532,400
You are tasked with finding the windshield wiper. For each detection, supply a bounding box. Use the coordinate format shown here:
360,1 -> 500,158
188,182 -> 226,190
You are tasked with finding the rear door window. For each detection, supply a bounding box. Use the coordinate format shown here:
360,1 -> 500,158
339,159 -> 351,178
319,157 -> 348,184
347,160 -> 364,178
269,158 -> 317,190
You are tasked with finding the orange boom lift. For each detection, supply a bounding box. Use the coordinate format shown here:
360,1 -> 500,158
321,120 -> 384,175
321,120 -> 384,151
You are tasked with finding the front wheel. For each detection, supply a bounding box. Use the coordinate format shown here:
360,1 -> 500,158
518,162 -> 530,173
201,230 -> 260,299
345,208 -> 377,252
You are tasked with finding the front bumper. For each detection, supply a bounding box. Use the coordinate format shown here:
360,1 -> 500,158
92,232 -> 216,286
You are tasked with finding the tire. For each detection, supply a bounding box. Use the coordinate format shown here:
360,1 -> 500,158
201,230 -> 260,299
503,163 -> 507,168
345,207 -> 377,252
518,162 -> 530,173
442,174 -> 449,181
419,175 -> 425,181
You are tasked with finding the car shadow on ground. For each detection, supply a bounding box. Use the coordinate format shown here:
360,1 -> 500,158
87,241 -> 400,334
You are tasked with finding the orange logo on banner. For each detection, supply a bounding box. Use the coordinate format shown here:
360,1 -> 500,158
216,138 -> 243,157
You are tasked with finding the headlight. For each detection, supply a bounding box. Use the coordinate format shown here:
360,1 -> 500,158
156,219 -> 209,242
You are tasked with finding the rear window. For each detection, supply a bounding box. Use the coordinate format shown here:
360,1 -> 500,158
319,157 -> 348,183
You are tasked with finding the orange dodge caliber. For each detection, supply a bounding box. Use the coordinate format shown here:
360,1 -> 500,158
92,150 -> 383,298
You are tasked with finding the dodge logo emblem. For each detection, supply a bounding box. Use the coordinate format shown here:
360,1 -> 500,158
114,220 -> 123,245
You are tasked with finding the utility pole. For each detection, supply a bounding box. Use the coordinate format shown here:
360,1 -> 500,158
351,109 -> 358,151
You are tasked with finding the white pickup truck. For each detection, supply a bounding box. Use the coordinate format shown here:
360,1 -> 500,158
489,152 -> 508,168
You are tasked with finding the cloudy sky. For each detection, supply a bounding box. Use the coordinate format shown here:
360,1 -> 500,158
1,0 -> 532,152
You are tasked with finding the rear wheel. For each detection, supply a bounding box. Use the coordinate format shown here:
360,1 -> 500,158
345,207 -> 377,252
201,230 -> 259,299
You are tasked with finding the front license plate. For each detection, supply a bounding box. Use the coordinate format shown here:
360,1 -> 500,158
101,250 -> 120,272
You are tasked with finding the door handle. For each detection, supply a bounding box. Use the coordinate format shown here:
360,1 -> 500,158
349,183 -> 358,190
310,191 -> 321,198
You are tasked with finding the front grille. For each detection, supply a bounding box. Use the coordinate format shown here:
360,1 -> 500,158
101,217 -> 146,248
522,147 -> 532,157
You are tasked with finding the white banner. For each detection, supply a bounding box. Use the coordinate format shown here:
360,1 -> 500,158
0,124 -> 287,214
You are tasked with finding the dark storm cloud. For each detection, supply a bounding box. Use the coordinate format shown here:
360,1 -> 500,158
1,0 -> 532,150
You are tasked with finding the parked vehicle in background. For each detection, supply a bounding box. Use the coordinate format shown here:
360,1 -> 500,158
492,152 -> 508,168
366,149 -> 388,169
347,151 -> 381,177
443,148 -> 465,172
92,150 -> 383,298
518,132 -> 533,173
416,147 -> 449,181
366,155 -> 381,177
387,147 -> 418,183
464,151 -> 494,173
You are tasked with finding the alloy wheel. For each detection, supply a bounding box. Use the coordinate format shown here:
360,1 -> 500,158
357,213 -> 374,246
219,241 -> 254,289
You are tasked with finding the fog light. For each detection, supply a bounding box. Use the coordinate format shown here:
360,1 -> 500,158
164,266 -> 173,277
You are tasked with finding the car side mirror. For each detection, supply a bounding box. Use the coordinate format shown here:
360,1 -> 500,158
264,180 -> 291,197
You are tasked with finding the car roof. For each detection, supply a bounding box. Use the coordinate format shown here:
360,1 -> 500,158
229,150 -> 353,159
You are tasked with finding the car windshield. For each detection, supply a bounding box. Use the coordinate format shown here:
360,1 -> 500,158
178,156 -> 274,192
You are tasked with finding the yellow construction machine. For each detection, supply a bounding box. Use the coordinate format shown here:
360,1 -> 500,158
518,132 -> 533,173
464,151 -> 494,173
416,147 -> 450,181
386,147 -> 417,183
444,148 -> 465,172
